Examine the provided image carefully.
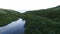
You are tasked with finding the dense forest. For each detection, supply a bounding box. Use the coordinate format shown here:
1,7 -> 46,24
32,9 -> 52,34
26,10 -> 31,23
23,5 -> 60,34
0,5 -> 60,34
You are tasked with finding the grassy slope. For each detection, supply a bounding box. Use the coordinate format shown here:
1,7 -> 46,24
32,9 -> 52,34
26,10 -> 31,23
0,9 -> 21,27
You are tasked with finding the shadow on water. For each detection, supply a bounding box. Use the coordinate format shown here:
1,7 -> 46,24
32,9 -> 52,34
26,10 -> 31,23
0,18 -> 25,34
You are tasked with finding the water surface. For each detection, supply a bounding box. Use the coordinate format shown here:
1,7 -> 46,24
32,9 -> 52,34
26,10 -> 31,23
0,18 -> 25,34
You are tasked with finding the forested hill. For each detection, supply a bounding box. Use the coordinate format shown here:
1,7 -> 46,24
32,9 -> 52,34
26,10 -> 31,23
23,5 -> 60,34
24,5 -> 60,22
0,5 -> 60,34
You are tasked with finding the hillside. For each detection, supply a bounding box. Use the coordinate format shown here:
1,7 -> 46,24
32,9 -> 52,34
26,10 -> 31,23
23,5 -> 60,34
23,14 -> 60,34
24,5 -> 60,22
0,9 -> 21,26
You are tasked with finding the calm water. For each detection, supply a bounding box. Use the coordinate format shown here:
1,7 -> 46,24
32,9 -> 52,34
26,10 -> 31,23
0,18 -> 25,34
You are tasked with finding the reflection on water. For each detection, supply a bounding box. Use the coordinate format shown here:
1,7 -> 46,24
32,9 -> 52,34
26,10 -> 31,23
0,18 -> 25,34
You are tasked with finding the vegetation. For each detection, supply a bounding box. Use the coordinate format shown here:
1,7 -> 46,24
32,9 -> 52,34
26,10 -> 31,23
23,5 -> 60,34
0,9 -> 21,26
0,5 -> 60,34
24,5 -> 60,22
23,15 -> 60,34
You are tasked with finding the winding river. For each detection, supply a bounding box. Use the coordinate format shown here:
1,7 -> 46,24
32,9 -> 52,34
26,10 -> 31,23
0,18 -> 25,34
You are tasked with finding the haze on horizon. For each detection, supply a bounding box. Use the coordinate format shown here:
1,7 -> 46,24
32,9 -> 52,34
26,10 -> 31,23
0,0 -> 60,13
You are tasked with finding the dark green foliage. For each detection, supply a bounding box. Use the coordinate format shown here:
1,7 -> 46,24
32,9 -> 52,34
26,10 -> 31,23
23,5 -> 60,34
23,14 -> 60,34
24,6 -> 60,22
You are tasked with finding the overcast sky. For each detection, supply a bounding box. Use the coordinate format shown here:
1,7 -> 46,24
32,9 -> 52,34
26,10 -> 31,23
0,0 -> 60,12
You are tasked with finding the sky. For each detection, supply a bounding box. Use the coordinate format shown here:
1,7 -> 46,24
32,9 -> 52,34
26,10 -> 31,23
0,0 -> 60,12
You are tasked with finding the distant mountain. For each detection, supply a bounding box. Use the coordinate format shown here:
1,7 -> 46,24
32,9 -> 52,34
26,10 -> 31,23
16,10 -> 28,13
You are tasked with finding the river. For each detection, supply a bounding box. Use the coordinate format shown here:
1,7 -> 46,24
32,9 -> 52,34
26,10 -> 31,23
0,18 -> 25,34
